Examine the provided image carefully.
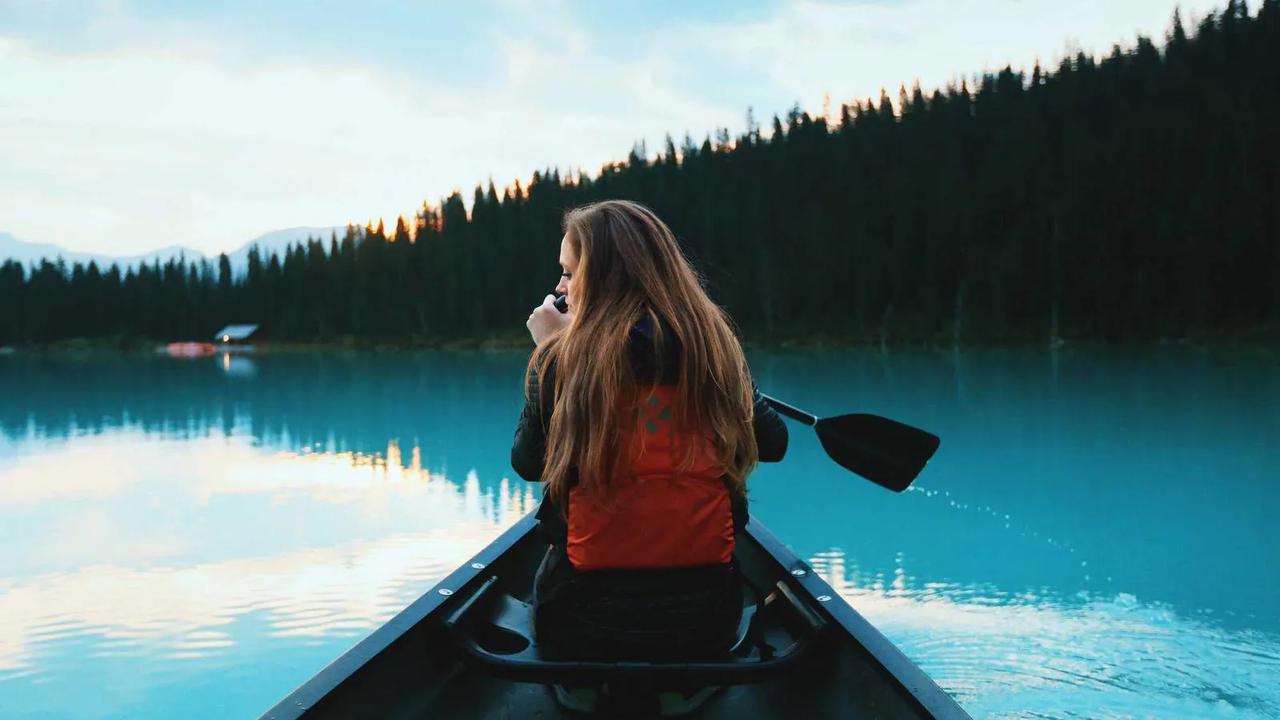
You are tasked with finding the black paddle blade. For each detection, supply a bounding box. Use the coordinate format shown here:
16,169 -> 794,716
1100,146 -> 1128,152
814,413 -> 940,492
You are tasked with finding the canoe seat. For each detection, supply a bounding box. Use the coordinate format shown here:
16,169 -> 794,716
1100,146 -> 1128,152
441,574 -> 827,686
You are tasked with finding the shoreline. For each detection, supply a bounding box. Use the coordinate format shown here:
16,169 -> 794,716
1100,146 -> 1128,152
2,327 -> 1277,356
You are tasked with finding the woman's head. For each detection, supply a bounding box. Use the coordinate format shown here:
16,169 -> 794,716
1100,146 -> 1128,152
553,233 -> 577,308
532,200 -> 758,508
556,201 -> 699,321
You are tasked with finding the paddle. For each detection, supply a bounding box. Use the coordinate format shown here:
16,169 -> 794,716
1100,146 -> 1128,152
760,394 -> 938,492
549,295 -> 939,490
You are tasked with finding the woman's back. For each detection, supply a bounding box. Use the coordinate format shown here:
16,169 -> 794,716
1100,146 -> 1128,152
510,200 -> 787,661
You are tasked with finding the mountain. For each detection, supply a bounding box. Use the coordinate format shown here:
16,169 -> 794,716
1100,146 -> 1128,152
0,232 -> 203,270
0,227 -> 344,275
223,227 -> 344,271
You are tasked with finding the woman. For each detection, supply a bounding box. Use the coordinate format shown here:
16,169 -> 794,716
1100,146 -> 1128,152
511,199 -> 787,664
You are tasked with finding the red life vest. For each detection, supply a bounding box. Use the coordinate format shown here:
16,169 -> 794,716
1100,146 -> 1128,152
566,386 -> 735,571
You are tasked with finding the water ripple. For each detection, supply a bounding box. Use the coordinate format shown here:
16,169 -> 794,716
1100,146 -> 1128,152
816,549 -> 1280,719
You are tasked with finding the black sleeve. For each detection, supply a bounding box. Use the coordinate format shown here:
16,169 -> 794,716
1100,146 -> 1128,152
511,359 -> 555,482
752,384 -> 788,462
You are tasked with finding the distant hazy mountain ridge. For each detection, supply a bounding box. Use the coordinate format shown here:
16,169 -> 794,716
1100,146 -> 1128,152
0,227 -> 344,275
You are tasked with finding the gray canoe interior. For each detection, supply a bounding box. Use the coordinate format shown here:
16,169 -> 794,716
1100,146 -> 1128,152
294,527 -> 938,719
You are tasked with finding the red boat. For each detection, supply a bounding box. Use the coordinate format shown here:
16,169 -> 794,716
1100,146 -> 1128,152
164,342 -> 217,357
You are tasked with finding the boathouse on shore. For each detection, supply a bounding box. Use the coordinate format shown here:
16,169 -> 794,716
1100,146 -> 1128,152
214,324 -> 259,349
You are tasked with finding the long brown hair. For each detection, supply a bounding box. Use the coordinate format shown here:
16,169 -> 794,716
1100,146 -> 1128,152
529,200 -> 758,510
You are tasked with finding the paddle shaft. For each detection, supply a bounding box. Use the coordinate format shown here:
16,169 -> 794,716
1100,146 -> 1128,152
760,394 -> 817,426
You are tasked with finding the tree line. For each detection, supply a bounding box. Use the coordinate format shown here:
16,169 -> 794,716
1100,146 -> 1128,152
1,1 -> 1276,347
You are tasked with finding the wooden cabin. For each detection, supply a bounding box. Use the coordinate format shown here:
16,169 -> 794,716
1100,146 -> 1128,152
214,324 -> 259,352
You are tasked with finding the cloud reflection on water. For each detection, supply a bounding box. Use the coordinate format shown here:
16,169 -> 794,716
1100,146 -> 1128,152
0,429 -> 536,701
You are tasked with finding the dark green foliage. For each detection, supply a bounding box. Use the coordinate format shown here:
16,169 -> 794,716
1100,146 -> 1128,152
2,2 -> 1276,346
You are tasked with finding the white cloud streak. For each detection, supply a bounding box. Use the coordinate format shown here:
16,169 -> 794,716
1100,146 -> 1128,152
0,1 -> 1226,256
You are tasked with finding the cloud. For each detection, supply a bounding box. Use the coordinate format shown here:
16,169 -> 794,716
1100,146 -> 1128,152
0,0 -> 1228,256
0,10 -> 743,256
0,37 -> 464,255
670,0 -> 1228,116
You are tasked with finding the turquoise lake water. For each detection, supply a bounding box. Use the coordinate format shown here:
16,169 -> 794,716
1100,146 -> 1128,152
0,347 -> 1277,719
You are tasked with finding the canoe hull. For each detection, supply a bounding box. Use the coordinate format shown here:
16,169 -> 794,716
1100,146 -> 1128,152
261,511 -> 970,719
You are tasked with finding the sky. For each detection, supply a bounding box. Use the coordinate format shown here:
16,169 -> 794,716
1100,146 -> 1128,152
0,0 -> 1228,257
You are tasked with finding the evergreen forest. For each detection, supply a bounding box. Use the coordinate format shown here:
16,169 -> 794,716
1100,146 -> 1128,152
1,1 -> 1276,347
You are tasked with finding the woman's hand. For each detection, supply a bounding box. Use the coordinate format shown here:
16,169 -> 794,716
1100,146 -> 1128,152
526,294 -> 571,345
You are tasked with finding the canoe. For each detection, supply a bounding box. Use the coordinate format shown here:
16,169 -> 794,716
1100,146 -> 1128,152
260,510 -> 972,719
